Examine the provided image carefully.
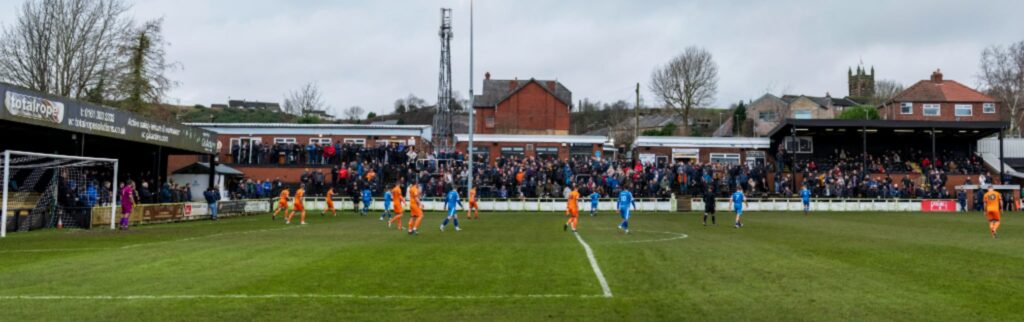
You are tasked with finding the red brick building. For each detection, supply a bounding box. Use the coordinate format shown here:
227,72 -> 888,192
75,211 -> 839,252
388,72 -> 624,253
879,70 -> 1000,121
473,73 -> 572,135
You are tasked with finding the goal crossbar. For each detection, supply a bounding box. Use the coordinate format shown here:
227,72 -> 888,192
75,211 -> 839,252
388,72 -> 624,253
1,150 -> 119,238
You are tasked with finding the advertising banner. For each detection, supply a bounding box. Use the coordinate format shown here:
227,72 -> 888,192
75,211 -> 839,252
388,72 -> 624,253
141,204 -> 184,222
921,199 -> 957,212
0,83 -> 216,154
218,200 -> 246,214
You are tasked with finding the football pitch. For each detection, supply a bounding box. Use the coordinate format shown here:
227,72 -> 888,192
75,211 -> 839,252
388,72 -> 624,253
0,210 -> 1020,321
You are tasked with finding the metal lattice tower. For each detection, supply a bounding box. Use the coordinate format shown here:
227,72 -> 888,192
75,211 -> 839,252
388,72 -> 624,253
433,8 -> 455,153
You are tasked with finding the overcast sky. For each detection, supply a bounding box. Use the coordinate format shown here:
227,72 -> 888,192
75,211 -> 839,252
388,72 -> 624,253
1,0 -> 1022,116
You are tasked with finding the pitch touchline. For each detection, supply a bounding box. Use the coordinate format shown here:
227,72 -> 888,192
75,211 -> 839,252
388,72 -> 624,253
573,232 -> 613,298
0,294 -> 609,300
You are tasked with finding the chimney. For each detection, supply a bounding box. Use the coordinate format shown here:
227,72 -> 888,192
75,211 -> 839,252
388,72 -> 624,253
931,69 -> 943,83
825,91 -> 831,98
546,81 -> 556,91
509,77 -> 518,90
485,71 -> 490,80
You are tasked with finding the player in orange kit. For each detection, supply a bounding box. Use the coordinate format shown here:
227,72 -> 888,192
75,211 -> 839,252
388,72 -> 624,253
467,186 -> 479,219
272,188 -> 290,220
321,187 -> 336,216
564,185 -> 580,232
286,185 -> 307,225
407,183 -> 423,235
388,183 -> 405,230
983,186 -> 1003,238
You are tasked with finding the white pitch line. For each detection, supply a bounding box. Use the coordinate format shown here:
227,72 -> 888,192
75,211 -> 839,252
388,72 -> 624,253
0,293 -> 608,301
0,247 -> 111,253
594,229 -> 689,245
573,232 -> 613,298
3,226 -> 298,253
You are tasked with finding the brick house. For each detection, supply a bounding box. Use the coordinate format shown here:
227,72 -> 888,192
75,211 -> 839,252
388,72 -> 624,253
879,70 -> 1000,121
472,73 -> 571,135
745,94 -> 859,136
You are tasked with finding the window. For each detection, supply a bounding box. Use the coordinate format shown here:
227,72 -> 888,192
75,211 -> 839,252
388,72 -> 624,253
309,138 -> 332,145
570,145 -> 594,159
758,111 -> 777,121
230,137 -> 263,147
923,104 -> 940,116
485,116 -> 495,128
794,110 -> 812,119
745,151 -> 766,167
471,146 -> 490,163
710,153 -> 741,165
273,137 -> 296,144
900,102 -> 913,114
983,103 -> 996,114
535,147 -> 559,160
500,146 -> 524,157
954,104 -> 973,117
343,138 -> 366,146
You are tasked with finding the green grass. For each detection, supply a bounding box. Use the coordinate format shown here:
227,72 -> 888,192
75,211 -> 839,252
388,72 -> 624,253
0,210 -> 1021,321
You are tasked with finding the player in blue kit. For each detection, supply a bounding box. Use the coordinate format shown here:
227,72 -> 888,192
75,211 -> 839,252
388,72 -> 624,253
617,187 -> 637,234
440,186 -> 464,232
800,185 -> 812,216
732,186 -> 748,228
361,186 -> 372,216
589,191 -> 601,216
380,188 -> 393,221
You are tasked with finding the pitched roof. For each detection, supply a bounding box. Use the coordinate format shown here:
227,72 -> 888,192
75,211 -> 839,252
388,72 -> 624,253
473,78 -> 572,108
780,95 -> 859,109
751,93 -> 785,106
893,79 -> 996,103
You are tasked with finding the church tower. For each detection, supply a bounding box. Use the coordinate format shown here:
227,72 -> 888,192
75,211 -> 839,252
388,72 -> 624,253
848,64 -> 875,99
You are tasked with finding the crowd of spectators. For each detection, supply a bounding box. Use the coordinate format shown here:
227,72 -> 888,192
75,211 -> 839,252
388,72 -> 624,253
208,141 -> 1013,204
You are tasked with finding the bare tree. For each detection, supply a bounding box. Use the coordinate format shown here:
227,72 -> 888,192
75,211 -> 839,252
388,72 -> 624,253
114,18 -> 178,113
344,106 -> 365,121
872,79 -> 904,105
283,82 -> 327,116
393,99 -> 407,114
980,41 -> 1024,136
650,46 -> 718,135
0,0 -> 132,99
405,93 -> 426,111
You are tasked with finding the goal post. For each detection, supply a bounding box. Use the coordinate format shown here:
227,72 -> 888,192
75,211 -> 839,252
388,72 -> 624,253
1,150 -> 118,238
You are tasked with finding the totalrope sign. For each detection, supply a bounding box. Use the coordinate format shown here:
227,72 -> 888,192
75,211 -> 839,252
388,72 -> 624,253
0,83 -> 216,154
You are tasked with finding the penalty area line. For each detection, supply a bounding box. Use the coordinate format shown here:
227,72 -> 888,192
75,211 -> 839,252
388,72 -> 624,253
0,293 -> 608,300
573,232 -> 613,298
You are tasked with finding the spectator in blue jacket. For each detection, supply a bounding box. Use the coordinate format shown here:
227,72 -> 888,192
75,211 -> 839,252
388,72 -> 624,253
204,186 -> 222,221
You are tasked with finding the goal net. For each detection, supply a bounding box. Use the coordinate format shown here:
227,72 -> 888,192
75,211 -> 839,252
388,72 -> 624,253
2,150 -> 118,237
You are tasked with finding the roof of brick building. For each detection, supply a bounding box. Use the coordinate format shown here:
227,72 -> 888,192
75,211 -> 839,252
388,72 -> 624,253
893,70 -> 996,103
473,77 -> 572,108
